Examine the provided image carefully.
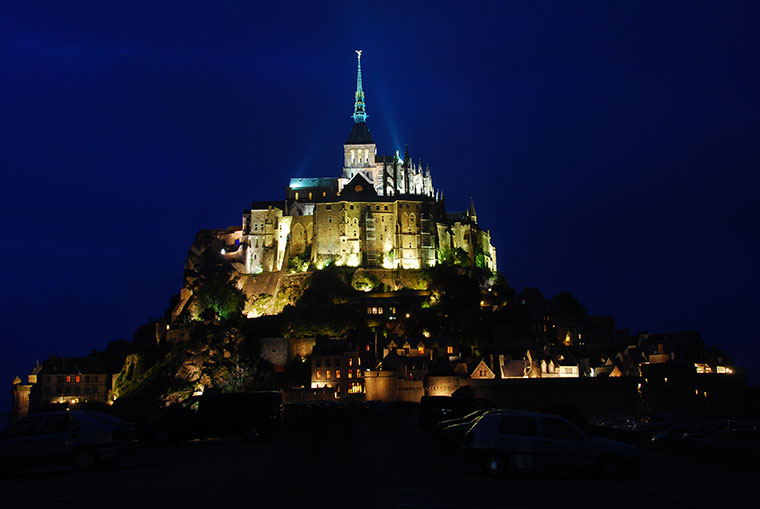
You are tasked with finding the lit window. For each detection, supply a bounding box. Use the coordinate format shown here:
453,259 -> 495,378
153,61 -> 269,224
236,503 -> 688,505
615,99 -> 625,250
367,307 -> 372,314
447,346 -> 454,354
358,357 -> 361,366
349,358 -> 353,367
418,345 -> 424,355
316,371 -> 321,380
326,370 -> 331,380
309,192 -> 312,200
295,192 -> 299,200
322,192 -> 326,197
378,308 -> 383,314
356,369 -> 361,378
75,375 -> 81,383
348,371 -> 353,379
366,345 -> 370,351
66,376 -> 71,383
336,370 -> 341,379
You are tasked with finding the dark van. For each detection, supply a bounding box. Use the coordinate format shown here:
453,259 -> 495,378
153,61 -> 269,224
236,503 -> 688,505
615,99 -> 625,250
418,396 -> 494,429
144,391 -> 283,444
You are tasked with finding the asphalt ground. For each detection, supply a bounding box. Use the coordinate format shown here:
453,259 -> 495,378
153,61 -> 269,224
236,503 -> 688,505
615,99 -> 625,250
0,406 -> 755,508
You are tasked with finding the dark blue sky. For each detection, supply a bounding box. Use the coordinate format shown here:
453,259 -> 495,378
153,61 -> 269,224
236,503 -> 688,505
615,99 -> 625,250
2,1 -> 759,408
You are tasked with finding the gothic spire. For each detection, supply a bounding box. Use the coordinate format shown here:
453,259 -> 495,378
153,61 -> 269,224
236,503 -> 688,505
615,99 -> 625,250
469,197 -> 478,224
352,50 -> 368,123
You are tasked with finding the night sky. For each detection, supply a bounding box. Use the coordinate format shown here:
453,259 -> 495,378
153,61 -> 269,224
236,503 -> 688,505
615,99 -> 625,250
2,1 -> 759,409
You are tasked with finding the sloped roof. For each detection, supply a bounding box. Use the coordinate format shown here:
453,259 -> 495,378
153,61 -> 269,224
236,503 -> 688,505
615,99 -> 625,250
39,356 -> 108,374
470,359 -> 496,379
288,178 -> 338,189
501,359 -> 528,378
345,122 -> 374,145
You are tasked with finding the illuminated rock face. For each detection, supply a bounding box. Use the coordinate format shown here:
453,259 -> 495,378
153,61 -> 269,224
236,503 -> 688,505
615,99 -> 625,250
236,52 -> 497,273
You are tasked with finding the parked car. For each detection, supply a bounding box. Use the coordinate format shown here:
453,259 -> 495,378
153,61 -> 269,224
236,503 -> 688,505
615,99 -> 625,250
435,409 -> 494,446
462,410 -> 640,477
0,410 -> 138,472
418,396 -> 495,429
650,422 -> 719,450
144,391 -> 283,444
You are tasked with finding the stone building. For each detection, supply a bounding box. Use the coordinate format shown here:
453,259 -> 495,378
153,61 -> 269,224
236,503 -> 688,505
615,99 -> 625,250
224,51 -> 496,275
11,356 -> 114,421
310,338 -> 374,395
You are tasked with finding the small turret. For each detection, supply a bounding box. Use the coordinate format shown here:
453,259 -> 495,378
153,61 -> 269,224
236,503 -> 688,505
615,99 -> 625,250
468,197 -> 478,224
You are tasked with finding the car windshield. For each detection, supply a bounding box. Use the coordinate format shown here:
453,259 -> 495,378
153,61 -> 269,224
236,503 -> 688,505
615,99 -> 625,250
3,416 -> 43,438
84,411 -> 123,426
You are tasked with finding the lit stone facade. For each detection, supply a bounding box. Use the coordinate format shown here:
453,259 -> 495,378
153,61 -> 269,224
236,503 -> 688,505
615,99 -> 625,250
238,52 -> 497,274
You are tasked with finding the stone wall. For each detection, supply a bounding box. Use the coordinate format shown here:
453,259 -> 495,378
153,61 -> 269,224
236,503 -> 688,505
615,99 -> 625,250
257,338 -> 288,366
288,337 -> 317,360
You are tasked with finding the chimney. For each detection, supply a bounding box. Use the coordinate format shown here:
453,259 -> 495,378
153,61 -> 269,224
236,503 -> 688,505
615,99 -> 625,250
489,354 -> 494,371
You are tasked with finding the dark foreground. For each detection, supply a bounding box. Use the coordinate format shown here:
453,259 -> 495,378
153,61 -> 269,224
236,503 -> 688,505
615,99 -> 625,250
0,406 -> 755,508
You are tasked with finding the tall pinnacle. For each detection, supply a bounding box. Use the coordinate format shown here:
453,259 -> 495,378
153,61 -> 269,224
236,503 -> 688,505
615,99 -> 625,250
352,50 -> 368,123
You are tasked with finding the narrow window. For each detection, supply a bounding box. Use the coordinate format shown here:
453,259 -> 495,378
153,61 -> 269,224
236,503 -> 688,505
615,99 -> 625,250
316,370 -> 321,380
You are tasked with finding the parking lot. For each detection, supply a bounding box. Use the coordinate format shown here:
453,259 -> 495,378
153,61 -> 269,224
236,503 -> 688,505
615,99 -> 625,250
1,405 -> 756,508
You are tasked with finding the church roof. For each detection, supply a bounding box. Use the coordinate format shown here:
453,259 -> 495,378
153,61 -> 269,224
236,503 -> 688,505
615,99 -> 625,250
288,178 -> 338,189
345,122 -> 374,145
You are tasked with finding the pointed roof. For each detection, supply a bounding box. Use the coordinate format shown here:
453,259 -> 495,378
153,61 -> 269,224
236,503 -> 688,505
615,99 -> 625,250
470,359 -> 496,379
468,197 -> 477,223
346,121 -> 374,144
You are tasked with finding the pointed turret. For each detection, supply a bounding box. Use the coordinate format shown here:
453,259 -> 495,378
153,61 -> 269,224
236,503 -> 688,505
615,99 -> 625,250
468,197 -> 478,224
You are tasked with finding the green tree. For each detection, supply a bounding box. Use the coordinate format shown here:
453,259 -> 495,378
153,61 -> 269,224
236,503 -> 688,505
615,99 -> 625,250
195,272 -> 247,320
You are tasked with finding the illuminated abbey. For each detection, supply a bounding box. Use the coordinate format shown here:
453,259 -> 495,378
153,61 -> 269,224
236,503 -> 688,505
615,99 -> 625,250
235,51 -> 496,273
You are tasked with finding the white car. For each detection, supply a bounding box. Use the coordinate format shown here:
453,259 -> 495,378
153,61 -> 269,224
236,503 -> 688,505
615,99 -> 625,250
462,410 -> 640,477
0,410 -> 138,472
